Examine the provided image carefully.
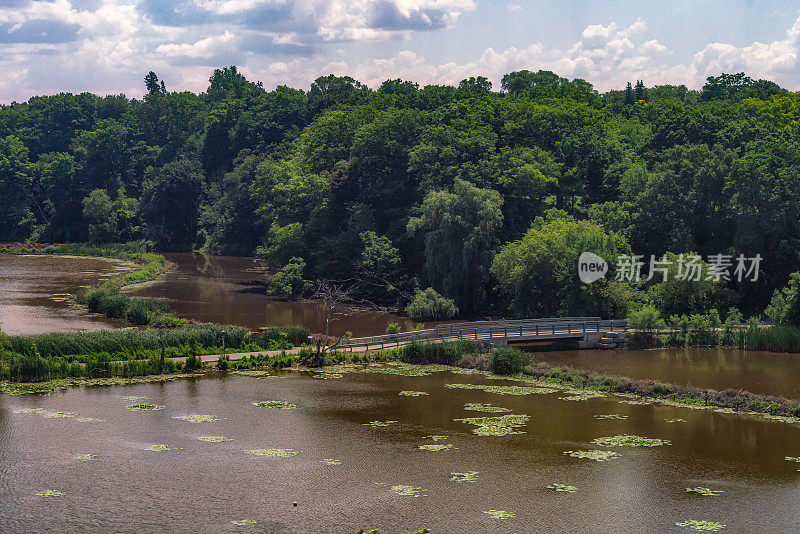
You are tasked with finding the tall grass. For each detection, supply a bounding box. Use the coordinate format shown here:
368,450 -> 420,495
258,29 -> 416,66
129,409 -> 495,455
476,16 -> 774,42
742,325 -> 800,352
399,339 -> 480,365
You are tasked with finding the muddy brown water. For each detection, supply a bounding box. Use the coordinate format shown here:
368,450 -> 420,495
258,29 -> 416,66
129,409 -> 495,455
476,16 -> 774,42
538,348 -> 800,400
0,255 -> 128,335
2,370 -> 800,533
130,253 -> 419,336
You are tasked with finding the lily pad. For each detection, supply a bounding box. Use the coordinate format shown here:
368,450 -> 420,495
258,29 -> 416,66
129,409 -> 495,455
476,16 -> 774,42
547,483 -> 578,493
676,520 -> 725,531
450,471 -> 479,482
399,391 -> 429,397
231,519 -> 258,525
197,436 -> 233,442
252,401 -> 297,409
122,396 -> 148,401
144,444 -> 180,451
418,444 -> 457,451
483,510 -> 514,520
363,420 -> 398,427
36,490 -> 65,497
593,414 -> 628,420
14,408 -> 48,414
75,454 -> 100,461
564,450 -> 621,462
592,435 -> 671,447
174,414 -> 219,423
686,487 -> 724,496
666,418 -> 687,423
559,391 -> 605,401
313,373 -> 343,379
46,411 -> 77,418
127,404 -> 163,411
454,414 -> 529,436
377,483 -> 427,497
463,403 -> 510,413
321,458 -> 341,465
425,435 -> 449,441
245,449 -> 299,457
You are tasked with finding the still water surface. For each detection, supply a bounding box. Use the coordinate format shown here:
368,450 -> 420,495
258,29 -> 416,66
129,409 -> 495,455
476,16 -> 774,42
0,255 -> 128,335
2,370 -> 800,533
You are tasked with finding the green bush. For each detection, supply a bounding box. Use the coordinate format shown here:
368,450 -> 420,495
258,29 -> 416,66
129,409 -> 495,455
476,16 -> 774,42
217,355 -> 230,370
405,288 -> 458,321
184,354 -> 203,372
386,322 -> 401,334
489,347 -> 527,375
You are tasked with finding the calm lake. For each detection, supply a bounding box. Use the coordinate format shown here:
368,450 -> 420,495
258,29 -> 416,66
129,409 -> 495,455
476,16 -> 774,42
2,369 -> 800,533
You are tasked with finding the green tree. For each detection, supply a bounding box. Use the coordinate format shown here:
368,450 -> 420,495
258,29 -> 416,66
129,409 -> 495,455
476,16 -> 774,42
408,179 -> 503,312
405,287 -> 458,321
82,189 -> 117,243
140,159 -> 204,250
491,210 -> 631,317
268,257 -> 306,299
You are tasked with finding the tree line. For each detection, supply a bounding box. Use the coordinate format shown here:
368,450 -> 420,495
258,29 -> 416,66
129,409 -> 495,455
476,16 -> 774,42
1,67 -> 798,321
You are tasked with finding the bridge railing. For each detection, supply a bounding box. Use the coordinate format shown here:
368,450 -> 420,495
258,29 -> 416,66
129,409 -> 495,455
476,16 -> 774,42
335,317 -> 626,352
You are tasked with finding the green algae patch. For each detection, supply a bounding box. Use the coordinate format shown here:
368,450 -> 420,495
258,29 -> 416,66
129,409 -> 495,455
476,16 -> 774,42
363,420 -> 398,427
197,436 -> 233,443
418,444 -> 457,451
36,490 -> 65,497
425,435 -> 448,441
231,519 -> 258,526
127,404 -> 163,411
1,373 -> 196,395
564,450 -> 621,462
46,411 -> 77,418
592,434 -> 671,447
399,391 -> 429,397
174,414 -> 220,423
666,418 -> 687,423
450,471 -> 479,483
75,454 -> 100,461
321,458 -> 341,465
362,364 -> 432,376
483,510 -> 514,520
686,487 -> 723,496
676,520 -> 725,531
313,373 -> 343,379
594,414 -> 628,420
76,417 -> 105,423
144,444 -> 180,451
376,483 -> 427,497
463,403 -> 510,413
547,483 -> 578,493
454,414 -> 529,436
450,368 -> 486,375
123,396 -> 148,401
245,449 -> 299,457
252,401 -> 297,409
14,408 -> 48,414
445,383 -> 555,395
233,370 -> 280,379
559,391 -> 605,401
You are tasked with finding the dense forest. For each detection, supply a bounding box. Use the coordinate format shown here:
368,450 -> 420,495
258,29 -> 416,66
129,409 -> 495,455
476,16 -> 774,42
2,67 -> 799,321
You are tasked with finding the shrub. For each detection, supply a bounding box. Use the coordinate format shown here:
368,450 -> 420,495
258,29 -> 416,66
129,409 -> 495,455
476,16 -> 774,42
386,322 -> 401,334
217,355 -> 230,371
489,347 -> 527,375
268,257 -> 306,299
184,354 -> 203,372
405,288 -> 458,321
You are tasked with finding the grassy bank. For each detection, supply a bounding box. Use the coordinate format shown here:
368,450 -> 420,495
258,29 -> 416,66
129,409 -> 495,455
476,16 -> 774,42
0,242 -> 167,292
0,324 -> 310,383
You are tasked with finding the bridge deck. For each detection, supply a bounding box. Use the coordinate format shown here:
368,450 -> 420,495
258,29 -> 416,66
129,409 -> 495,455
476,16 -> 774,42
335,317 -> 627,352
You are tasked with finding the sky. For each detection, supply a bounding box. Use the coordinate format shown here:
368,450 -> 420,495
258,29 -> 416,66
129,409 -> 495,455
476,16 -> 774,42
2,0 -> 800,103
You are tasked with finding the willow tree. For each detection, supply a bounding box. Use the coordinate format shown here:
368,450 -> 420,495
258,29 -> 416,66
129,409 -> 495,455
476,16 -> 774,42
407,179 -> 503,313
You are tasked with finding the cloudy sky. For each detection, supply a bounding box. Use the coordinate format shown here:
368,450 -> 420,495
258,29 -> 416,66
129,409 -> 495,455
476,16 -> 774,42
2,0 -> 800,102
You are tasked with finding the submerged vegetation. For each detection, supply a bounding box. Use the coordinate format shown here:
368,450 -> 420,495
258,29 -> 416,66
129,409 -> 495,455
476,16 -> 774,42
591,435 -> 671,447
454,414 -> 530,436
564,450 -> 621,462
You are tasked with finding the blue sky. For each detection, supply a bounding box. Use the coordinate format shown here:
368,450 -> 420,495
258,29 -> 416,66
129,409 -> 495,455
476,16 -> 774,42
1,0 -> 799,102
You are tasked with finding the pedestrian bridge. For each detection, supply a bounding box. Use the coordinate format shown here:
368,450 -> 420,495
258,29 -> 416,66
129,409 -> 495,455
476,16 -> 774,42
335,317 -> 627,352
